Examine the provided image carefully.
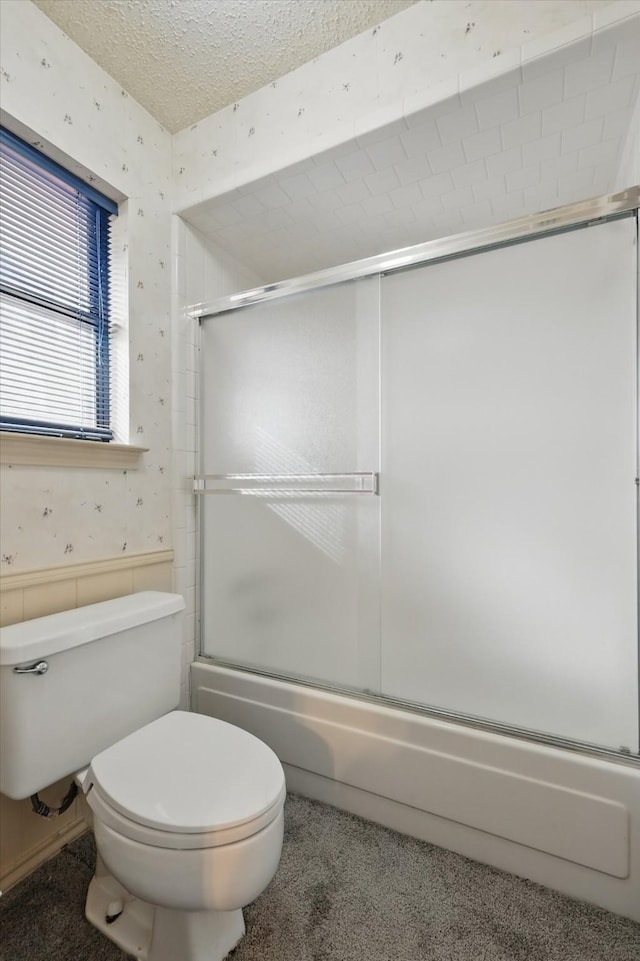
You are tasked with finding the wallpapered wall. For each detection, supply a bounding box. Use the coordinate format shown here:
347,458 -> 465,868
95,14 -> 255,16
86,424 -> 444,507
0,0 -> 173,573
172,0 -> 617,211
0,0 -> 628,576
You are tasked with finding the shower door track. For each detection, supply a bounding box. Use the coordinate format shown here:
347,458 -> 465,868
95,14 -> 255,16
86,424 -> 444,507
187,188 -> 640,320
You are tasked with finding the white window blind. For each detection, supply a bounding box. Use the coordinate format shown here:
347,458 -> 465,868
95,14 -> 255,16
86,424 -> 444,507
0,127 -> 117,441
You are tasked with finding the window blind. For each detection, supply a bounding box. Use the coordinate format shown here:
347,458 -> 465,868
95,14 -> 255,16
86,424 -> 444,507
0,127 -> 118,441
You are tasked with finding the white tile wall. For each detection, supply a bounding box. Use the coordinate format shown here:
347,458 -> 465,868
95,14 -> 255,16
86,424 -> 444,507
182,7 -> 640,286
171,218 -> 264,703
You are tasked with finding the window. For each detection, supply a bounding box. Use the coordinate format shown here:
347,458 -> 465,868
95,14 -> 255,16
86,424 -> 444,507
0,127 -> 118,441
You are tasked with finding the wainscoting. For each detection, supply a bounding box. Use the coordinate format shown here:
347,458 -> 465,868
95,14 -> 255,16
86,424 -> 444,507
0,549 -> 173,891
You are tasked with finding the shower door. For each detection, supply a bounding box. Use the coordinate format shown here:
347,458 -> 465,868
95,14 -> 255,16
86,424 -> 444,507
198,277 -> 381,693
380,216 -> 639,751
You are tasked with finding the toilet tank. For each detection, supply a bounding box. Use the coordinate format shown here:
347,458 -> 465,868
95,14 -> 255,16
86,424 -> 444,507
0,591 -> 185,800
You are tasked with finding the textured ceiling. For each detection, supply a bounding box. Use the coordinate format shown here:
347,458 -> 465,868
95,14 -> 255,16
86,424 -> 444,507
32,0 -> 417,133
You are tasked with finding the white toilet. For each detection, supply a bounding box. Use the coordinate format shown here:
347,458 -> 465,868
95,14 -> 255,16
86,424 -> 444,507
0,592 -> 286,961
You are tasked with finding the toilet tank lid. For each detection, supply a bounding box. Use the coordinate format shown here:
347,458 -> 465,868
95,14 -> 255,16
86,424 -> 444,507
0,592 -> 185,666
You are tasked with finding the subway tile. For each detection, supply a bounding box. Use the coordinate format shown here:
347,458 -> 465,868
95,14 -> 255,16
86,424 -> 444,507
486,146 -> 522,178
335,202 -> 366,226
459,54 -> 522,105
505,164 -> 540,192
252,182 -> 291,209
335,149 -> 376,183
418,171 -> 455,200
541,95 -> 586,135
474,88 -> 519,131
426,141 -> 466,175
613,37 -> 640,80
579,136 -> 622,167
460,199 -> 494,227
451,159 -> 488,189
491,190 -> 525,220
557,166 -> 595,197
361,193 -> 394,218
440,186 -> 475,211
403,78 -> 461,124
412,196 -> 444,220
472,175 -> 507,202
335,179 -> 371,205
564,48 -> 616,99
541,153 -> 579,181
560,117 -> 604,154
463,126 -> 502,162
364,166 -> 401,196
279,171 -> 316,200
354,109 -> 408,148
307,188 -> 343,211
384,206 -> 416,229
518,70 -> 565,116
523,182 -> 559,211
523,132 -> 562,166
365,135 -> 407,171
229,194 -> 267,219
603,106 -> 636,141
386,181 -> 422,210
399,119 -> 442,158
395,154 -> 436,185
585,74 -> 637,118
522,26 -> 592,83
306,160 -> 345,193
501,112 -> 542,149
436,105 -> 479,146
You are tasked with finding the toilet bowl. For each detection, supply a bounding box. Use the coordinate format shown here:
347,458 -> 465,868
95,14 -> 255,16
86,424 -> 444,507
0,592 -> 286,961
80,711 -> 286,960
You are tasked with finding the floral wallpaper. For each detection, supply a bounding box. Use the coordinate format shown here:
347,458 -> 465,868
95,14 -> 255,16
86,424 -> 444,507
172,0 -> 618,210
0,0 -> 173,572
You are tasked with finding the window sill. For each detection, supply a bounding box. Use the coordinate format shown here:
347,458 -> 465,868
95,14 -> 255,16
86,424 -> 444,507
0,432 -> 149,470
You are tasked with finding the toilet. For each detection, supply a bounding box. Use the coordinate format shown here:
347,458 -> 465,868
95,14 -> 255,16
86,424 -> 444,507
0,592 -> 286,961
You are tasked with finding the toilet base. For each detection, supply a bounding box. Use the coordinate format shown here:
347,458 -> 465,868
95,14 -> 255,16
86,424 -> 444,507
86,869 -> 245,961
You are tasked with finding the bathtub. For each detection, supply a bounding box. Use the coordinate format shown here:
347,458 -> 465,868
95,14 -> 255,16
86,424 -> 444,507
191,661 -> 640,922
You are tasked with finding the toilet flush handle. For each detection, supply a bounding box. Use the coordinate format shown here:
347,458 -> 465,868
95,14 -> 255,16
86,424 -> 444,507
13,660 -> 48,675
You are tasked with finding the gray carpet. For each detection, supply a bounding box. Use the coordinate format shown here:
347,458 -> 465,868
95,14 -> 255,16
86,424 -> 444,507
1,793 -> 639,961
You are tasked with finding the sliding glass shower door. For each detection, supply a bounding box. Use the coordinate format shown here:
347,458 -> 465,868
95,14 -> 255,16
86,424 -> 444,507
380,217 -> 638,750
198,213 -> 639,753
199,277 -> 381,693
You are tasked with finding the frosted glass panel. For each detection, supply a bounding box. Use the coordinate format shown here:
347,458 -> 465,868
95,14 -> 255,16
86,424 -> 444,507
200,278 -> 380,691
381,218 -> 638,750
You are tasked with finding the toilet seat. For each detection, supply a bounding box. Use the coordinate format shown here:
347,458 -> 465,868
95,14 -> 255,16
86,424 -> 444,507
85,711 -> 286,850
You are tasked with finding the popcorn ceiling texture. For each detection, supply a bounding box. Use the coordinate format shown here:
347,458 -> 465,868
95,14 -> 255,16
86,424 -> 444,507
31,0 -> 417,133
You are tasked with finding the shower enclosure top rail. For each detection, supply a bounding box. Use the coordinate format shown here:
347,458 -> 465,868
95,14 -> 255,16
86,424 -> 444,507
186,187 -> 640,320
193,472 -> 380,495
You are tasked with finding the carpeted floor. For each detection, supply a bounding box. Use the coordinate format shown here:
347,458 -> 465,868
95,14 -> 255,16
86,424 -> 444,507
1,793 -> 639,961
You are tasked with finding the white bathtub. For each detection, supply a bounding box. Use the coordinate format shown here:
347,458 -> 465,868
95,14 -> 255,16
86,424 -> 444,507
191,661 -> 640,922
